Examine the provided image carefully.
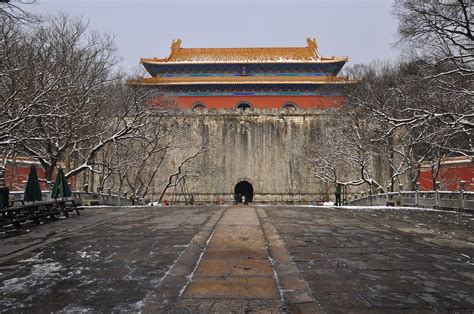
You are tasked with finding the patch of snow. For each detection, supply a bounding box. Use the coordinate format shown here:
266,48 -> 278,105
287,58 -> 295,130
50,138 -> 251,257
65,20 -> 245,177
268,255 -> 285,303
0,262 -> 62,293
81,205 -> 153,209
60,305 -> 94,313
147,201 -> 162,206
256,204 -> 465,214
104,253 -> 116,260
67,269 -> 82,276
19,252 -> 45,263
178,217 -> 221,297
132,218 -> 221,310
77,249 -> 100,259
77,279 -> 97,287
131,299 -> 146,311
0,297 -> 17,309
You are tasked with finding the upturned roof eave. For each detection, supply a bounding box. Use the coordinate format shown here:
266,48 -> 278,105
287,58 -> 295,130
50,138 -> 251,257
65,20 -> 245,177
128,78 -> 357,86
139,57 -> 349,65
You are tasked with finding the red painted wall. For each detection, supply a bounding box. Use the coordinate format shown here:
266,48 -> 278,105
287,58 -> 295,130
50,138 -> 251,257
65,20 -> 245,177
151,95 -> 345,110
4,161 -> 76,191
4,163 -> 48,191
418,162 -> 474,191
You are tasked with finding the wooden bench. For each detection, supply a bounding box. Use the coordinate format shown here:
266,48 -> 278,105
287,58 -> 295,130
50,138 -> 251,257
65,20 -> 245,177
0,199 -> 80,230
8,199 -> 25,207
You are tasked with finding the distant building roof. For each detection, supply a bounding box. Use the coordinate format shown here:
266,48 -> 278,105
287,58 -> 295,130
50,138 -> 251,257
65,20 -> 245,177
141,38 -> 348,64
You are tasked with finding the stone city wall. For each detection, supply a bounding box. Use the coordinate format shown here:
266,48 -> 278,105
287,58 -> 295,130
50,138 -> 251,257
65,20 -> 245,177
163,109 -> 339,204
82,108 -> 396,204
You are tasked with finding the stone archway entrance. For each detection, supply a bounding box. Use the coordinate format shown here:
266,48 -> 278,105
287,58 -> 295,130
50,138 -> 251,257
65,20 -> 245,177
234,181 -> 254,203
236,102 -> 252,110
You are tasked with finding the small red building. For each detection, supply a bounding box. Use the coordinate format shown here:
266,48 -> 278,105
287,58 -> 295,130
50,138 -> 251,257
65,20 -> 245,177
3,158 -> 77,192
3,158 -> 48,191
418,156 -> 474,191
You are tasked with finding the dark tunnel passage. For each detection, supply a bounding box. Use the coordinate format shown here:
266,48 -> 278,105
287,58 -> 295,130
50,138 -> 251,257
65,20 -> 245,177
234,181 -> 254,203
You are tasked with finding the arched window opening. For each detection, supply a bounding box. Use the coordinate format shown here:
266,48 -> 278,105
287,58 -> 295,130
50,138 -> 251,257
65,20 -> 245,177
282,103 -> 298,110
236,102 -> 252,110
192,103 -> 207,110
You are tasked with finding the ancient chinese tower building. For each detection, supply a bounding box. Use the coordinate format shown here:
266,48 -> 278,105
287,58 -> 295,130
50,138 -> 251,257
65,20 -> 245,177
135,38 -> 352,110
131,38 -> 355,203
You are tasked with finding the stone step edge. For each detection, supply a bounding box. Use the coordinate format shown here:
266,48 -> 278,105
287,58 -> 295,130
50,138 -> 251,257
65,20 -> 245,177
143,207 -> 227,312
256,207 -> 324,312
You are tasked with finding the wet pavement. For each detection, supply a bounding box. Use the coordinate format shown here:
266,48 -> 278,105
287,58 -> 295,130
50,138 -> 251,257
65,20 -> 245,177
0,206 -> 220,312
0,205 -> 473,313
265,206 -> 474,313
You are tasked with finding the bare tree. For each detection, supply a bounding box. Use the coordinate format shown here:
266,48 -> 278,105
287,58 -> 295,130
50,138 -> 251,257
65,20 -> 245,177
1,10 -> 213,198
158,144 -> 209,203
86,109 -> 211,203
0,11 -> 40,175
304,120 -> 352,185
9,14 -> 121,183
392,0 -> 473,155
346,58 -> 472,189
109,113 -> 186,199
394,0 -> 473,81
305,106 -> 385,195
0,19 -> 29,150
0,0 -> 36,23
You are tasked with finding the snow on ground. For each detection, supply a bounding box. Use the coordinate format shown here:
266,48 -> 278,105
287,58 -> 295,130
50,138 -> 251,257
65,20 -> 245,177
255,204 -> 465,213
59,305 -> 94,313
0,261 -> 62,294
19,252 -> 45,263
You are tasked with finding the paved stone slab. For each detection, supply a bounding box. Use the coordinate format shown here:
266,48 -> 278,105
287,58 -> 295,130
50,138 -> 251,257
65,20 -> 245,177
0,206 -> 219,312
206,226 -> 267,253
170,299 -> 284,313
181,206 -> 281,302
257,207 -> 322,311
194,258 -> 274,277
184,277 -> 280,299
264,205 -> 474,312
143,207 -> 226,312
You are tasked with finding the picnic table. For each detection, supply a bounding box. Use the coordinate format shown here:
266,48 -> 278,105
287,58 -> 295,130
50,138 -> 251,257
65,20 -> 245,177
0,199 -> 81,230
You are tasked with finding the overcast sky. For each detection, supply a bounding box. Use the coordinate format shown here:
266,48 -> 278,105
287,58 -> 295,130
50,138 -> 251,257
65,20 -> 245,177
27,0 -> 401,73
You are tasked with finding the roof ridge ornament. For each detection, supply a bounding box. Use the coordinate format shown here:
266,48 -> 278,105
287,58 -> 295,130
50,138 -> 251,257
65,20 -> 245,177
171,39 -> 182,51
140,37 -> 349,64
306,37 -> 317,49
306,37 -> 321,59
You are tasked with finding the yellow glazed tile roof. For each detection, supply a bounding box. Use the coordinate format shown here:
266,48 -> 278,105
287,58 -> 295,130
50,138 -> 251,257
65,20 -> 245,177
140,38 -> 348,64
129,75 -> 355,86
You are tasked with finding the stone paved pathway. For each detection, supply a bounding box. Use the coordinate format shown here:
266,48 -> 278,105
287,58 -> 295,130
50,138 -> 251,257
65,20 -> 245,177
182,206 -> 280,299
148,205 -> 287,312
0,205 -> 473,313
